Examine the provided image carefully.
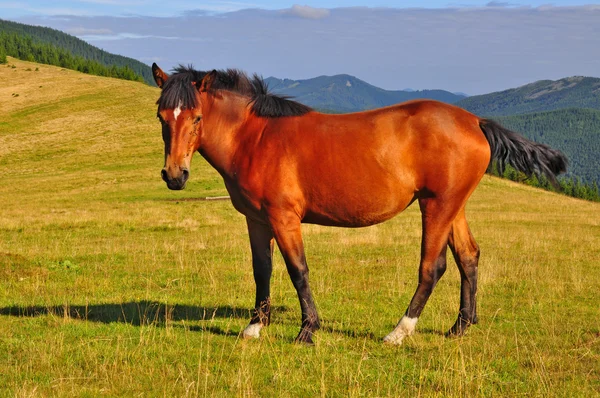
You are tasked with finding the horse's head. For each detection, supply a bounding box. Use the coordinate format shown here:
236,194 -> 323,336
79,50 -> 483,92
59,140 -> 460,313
152,63 -> 217,190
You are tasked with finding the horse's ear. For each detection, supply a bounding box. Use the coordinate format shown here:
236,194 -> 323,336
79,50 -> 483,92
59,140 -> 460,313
152,63 -> 168,88
200,70 -> 218,92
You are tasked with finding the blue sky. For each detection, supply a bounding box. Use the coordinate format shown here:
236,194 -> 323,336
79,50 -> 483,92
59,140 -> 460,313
2,1 -> 599,94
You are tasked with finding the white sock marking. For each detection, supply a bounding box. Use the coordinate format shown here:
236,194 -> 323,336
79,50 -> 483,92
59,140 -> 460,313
242,323 -> 263,339
383,316 -> 418,345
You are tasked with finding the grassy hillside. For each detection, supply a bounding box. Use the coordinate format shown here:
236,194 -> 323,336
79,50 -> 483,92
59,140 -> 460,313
0,19 -> 154,85
265,74 -> 465,113
456,76 -> 600,116
493,108 -> 600,184
1,58 -> 599,396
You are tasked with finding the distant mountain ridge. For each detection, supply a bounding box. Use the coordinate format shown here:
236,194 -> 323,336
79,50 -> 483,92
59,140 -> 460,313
265,74 -> 466,113
456,76 -> 600,116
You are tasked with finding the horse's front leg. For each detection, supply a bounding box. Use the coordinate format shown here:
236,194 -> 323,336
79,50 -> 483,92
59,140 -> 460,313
269,212 -> 320,345
242,217 -> 274,339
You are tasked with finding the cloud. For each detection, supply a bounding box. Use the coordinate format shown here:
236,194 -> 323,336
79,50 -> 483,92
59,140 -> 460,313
281,5 -> 330,19
183,1 -> 262,15
80,33 -> 184,41
66,27 -> 112,35
78,0 -> 145,4
486,1 -> 513,7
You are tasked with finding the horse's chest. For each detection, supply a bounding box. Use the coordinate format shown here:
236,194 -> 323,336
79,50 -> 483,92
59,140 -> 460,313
223,179 -> 263,220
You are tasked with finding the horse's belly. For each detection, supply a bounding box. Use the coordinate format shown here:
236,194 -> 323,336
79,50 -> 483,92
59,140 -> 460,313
302,189 -> 415,228
302,212 -> 398,228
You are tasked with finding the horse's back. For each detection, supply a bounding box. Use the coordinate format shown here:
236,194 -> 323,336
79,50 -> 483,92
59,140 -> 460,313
298,100 -> 491,192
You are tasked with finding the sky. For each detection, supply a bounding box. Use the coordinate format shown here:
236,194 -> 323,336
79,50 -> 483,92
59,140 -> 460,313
1,1 -> 599,94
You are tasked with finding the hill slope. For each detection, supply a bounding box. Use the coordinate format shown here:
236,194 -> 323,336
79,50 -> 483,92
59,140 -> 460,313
265,74 -> 466,112
1,59 -> 599,396
456,76 -> 600,116
0,18 -> 154,85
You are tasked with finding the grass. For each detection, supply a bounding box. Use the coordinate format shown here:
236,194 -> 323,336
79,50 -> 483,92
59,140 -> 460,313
1,57 -> 599,396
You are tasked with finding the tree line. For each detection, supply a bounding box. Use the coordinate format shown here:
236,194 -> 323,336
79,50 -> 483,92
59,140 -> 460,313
488,162 -> 600,202
0,32 -> 144,82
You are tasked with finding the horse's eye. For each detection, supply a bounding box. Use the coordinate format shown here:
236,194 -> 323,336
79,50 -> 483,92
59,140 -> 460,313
193,116 -> 202,125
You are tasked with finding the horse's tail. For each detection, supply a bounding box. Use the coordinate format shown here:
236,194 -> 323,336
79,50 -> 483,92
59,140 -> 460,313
478,118 -> 568,187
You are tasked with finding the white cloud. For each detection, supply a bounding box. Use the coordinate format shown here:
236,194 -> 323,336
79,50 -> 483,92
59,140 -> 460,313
486,1 -> 514,7
281,5 -> 330,19
66,27 -> 112,35
79,33 -> 183,41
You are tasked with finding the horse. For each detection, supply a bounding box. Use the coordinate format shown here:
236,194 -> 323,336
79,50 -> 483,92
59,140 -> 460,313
151,63 -> 567,345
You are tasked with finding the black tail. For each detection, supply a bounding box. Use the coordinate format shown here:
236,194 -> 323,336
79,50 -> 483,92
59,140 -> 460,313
479,119 -> 568,187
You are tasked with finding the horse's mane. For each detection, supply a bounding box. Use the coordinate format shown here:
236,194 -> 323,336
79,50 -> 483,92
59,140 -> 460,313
157,65 -> 312,118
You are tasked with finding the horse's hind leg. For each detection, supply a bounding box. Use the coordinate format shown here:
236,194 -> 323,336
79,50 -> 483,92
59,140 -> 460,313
242,218 -> 274,339
447,208 -> 480,336
384,197 -> 458,345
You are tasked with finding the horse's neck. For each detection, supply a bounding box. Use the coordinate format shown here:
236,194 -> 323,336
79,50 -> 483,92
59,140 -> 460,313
199,95 -> 264,178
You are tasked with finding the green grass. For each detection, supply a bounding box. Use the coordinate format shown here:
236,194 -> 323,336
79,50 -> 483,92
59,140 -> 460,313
1,58 -> 599,396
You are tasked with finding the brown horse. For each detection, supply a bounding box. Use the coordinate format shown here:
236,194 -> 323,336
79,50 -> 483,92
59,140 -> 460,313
151,64 -> 567,345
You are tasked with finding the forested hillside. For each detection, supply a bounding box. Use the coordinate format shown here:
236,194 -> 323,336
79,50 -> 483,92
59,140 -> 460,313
457,76 -> 600,116
493,108 -> 600,184
0,35 -> 143,83
0,19 -> 154,85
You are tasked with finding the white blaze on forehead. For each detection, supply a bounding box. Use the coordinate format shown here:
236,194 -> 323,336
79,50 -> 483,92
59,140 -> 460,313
173,101 -> 182,121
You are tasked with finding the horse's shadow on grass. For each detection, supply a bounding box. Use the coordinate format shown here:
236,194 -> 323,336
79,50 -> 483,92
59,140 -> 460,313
0,301 -> 287,336
0,302 -> 445,341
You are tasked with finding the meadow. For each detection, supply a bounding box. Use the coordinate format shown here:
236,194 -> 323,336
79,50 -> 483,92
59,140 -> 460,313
0,58 -> 599,397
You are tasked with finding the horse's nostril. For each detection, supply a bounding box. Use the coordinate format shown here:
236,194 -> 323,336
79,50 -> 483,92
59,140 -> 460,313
182,169 -> 190,181
161,169 -> 168,182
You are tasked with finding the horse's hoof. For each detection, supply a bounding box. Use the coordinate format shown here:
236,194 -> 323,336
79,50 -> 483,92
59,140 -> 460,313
294,337 -> 315,346
445,330 -> 461,338
383,333 -> 405,346
294,330 -> 315,346
447,317 -> 473,337
242,323 -> 263,339
383,316 -> 417,345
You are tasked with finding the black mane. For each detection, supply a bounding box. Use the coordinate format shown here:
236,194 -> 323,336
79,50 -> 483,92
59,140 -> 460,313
157,65 -> 312,118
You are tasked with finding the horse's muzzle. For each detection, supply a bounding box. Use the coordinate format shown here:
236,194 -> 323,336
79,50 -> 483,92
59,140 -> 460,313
161,168 -> 189,190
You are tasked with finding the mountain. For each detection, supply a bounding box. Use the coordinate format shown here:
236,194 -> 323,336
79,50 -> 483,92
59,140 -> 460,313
456,76 -> 600,116
0,18 -> 154,85
264,74 -> 466,113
